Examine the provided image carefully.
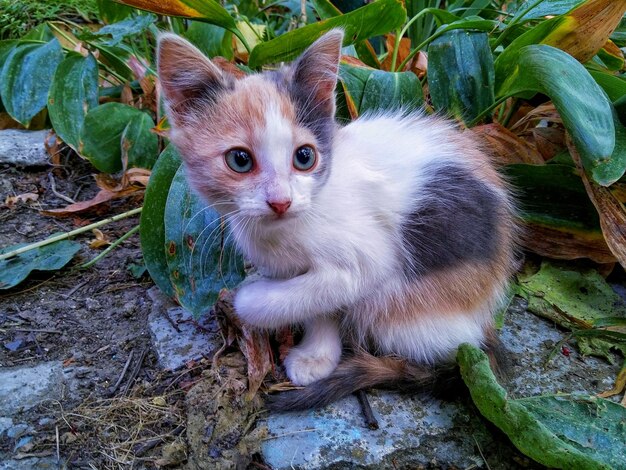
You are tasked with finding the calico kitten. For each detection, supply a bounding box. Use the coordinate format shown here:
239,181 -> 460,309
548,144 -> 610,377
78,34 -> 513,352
157,29 -> 517,410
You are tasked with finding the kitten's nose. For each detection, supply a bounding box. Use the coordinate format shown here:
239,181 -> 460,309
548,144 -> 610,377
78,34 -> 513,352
267,200 -> 291,215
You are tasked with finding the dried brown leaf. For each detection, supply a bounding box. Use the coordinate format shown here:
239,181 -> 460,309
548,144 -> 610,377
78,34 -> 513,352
239,325 -> 272,399
530,127 -> 566,161
407,50 -> 428,78
41,187 -> 140,217
510,103 -> 561,133
89,228 -> 110,249
381,33 -> 411,71
522,222 -> 616,264
4,192 -> 39,208
568,135 -> 626,268
473,123 -> 544,165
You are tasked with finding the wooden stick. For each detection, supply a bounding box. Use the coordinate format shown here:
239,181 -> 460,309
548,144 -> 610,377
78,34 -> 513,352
356,390 -> 379,430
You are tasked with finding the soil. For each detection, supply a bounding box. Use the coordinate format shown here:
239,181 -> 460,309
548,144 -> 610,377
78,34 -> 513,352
0,154 -> 188,468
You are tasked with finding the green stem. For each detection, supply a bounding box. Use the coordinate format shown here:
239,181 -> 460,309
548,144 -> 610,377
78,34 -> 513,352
80,225 -> 140,269
502,97 -> 520,128
492,0 -> 544,49
390,27 -> 402,72
47,21 -> 78,47
397,29 -> 444,73
0,207 -> 143,261
468,95 -> 510,127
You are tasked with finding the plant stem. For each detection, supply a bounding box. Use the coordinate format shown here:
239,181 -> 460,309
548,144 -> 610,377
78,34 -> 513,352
80,225 -> 140,269
0,207 -> 143,261
492,0 -> 544,49
390,27 -> 401,72
47,21 -> 78,47
468,95 -> 510,127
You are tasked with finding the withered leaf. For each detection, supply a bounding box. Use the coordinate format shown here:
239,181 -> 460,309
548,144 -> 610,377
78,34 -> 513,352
473,123 -> 544,165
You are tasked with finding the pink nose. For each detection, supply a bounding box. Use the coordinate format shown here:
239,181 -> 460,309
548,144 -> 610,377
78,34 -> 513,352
267,200 -> 291,215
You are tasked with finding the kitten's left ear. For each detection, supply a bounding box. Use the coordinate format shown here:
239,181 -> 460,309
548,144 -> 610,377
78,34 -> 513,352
290,29 -> 344,116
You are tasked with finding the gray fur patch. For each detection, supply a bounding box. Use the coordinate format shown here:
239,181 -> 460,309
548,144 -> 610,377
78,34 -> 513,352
265,69 -> 335,186
401,163 -> 500,278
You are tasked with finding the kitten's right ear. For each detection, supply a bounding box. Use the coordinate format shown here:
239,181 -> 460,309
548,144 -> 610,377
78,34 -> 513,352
157,33 -> 227,124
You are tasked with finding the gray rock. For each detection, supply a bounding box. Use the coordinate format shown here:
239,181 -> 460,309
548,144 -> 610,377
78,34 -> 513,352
0,362 -> 64,416
148,287 -> 221,370
260,298 -> 621,469
0,458 -> 57,470
0,417 -> 13,436
7,423 -> 30,439
0,129 -> 50,167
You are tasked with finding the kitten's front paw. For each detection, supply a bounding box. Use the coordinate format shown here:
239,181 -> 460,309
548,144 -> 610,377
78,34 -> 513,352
284,345 -> 340,386
234,281 -> 276,328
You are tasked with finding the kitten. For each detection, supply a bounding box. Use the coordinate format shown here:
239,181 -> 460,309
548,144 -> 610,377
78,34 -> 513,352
157,29 -> 517,410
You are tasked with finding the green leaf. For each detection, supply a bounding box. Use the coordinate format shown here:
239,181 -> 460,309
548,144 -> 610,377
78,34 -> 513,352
0,240 -> 81,290
360,69 -> 423,114
94,13 -> 157,46
503,164 -> 602,232
427,30 -> 494,124
248,0 -> 407,68
517,260 -> 626,360
96,0 -> 135,23
517,0 -> 584,21
589,69 -> 626,102
497,45 -> 618,186
90,44 -> 134,81
48,52 -> 99,151
0,39 -> 63,126
458,343 -> 617,470
184,21 -> 233,60
79,102 -> 148,173
114,0 -> 238,41
164,166 -> 245,317
121,112 -> 159,170
22,24 -> 55,42
140,145 -> 181,299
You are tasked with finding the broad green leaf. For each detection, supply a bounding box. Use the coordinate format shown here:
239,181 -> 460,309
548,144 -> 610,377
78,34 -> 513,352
458,343 -> 620,470
504,164 -> 602,232
518,0 -> 584,20
89,43 -> 134,80
121,112 -> 159,169
48,52 -> 99,151
96,0 -> 135,23
337,62 -> 374,120
517,260 -> 626,359
22,24 -> 54,42
360,69 -> 423,114
248,0 -> 407,68
140,145 -> 181,298
0,241 -> 81,290
115,0 -> 238,38
0,39 -> 63,126
184,21 -> 233,60
498,45 -> 618,186
164,166 -> 245,317
93,13 -> 157,46
428,30 -> 494,124
590,69 -> 626,102
79,103 -> 148,173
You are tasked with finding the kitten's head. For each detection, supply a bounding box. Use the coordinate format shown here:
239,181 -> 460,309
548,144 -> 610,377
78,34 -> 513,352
157,29 -> 343,222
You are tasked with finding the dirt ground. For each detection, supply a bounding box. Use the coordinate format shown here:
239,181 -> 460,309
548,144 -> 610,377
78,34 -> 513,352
0,154 -> 194,467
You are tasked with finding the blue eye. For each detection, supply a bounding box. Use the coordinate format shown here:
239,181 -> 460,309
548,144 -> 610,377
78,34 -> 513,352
225,149 -> 254,173
293,145 -> 316,171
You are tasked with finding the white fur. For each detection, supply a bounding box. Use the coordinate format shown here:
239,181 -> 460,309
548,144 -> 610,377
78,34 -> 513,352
232,111 -> 497,378
283,316 -> 342,385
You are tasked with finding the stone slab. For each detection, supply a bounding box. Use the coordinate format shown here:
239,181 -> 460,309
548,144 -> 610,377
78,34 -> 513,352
147,287 -> 221,370
0,362 -> 64,417
261,298 -> 622,469
0,130 -> 49,167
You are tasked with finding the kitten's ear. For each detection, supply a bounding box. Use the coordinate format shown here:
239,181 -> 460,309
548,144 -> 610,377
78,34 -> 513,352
157,33 -> 228,124
290,29 -> 343,116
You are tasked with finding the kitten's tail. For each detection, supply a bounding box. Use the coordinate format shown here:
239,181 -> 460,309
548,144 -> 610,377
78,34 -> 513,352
264,353 -> 457,412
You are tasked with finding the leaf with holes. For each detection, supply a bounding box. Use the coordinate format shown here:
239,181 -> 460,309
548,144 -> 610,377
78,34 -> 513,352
164,166 -> 245,317
140,145 -> 181,298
